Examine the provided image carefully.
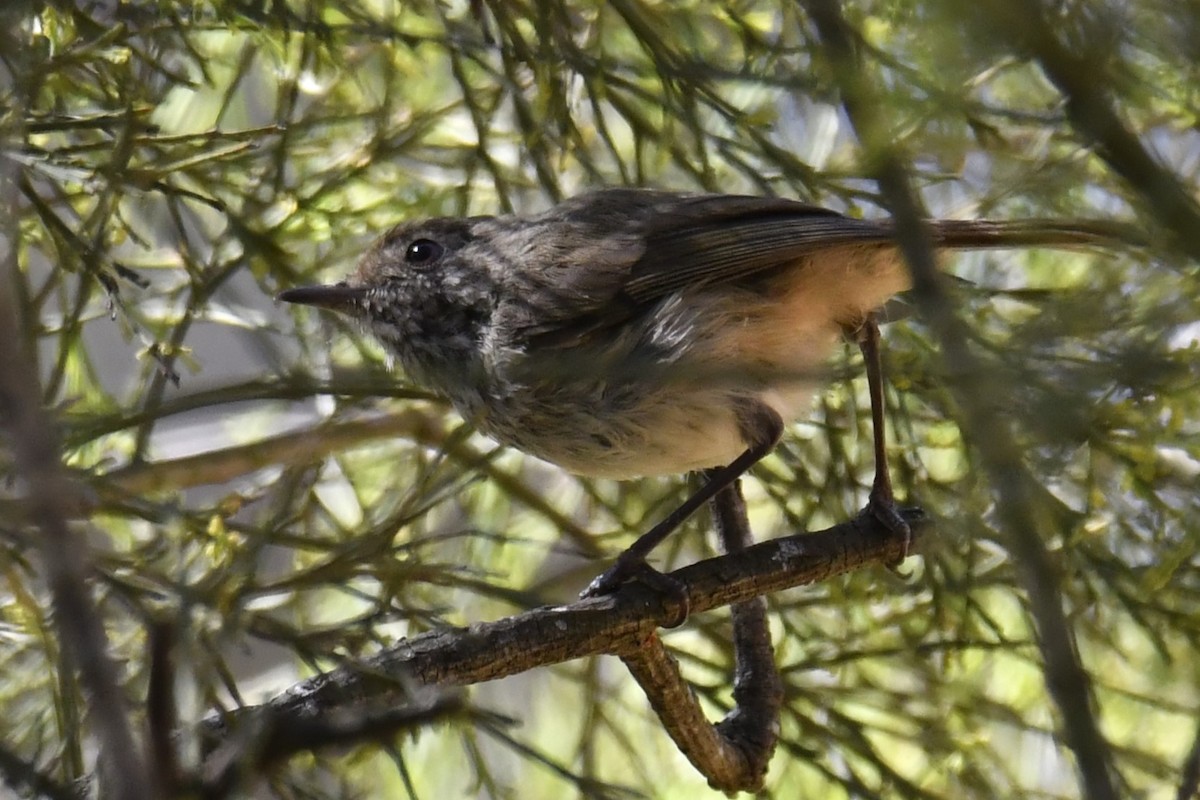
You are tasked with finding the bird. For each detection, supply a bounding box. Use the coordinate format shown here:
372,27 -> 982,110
278,188 -> 1116,597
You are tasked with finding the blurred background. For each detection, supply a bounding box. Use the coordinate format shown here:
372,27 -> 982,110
1,0 -> 1198,797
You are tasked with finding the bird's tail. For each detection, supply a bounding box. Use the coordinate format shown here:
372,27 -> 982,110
927,218 -> 1144,250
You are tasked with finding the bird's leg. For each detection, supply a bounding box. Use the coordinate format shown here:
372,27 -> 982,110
855,315 -> 912,558
580,405 -> 784,614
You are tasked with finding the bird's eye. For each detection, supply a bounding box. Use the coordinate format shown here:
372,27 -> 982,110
405,239 -> 444,265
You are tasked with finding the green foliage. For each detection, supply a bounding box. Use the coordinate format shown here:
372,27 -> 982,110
1,1 -> 1198,798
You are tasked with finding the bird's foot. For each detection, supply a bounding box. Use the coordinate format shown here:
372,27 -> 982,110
581,557 -> 690,629
863,490 -> 922,572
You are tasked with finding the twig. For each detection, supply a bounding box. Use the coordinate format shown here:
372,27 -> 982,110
797,2 -> 1121,799
0,80 -> 152,800
0,743 -> 79,800
619,480 -> 783,792
201,693 -> 469,799
198,509 -> 920,768
977,0 -> 1200,262
1178,719 -> 1200,800
95,408 -> 599,553
146,621 -> 179,793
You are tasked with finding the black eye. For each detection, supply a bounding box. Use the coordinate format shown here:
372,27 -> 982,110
405,238 -> 444,265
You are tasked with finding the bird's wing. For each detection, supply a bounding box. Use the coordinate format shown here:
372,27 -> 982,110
622,193 -> 894,303
508,192 -> 895,348
509,191 -> 1123,351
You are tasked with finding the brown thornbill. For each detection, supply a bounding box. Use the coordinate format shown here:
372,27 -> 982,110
279,188 -> 1118,602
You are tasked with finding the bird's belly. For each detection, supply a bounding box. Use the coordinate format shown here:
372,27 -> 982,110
547,404 -> 748,479
467,382 -> 816,479
489,400 -> 746,478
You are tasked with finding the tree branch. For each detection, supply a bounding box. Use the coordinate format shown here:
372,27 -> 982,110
0,58 -> 153,800
1177,719 -> 1200,800
977,0 -> 1200,262
198,509 -> 921,769
617,480 -> 784,793
200,693 -> 470,798
797,2 -> 1122,799
0,743 -> 77,800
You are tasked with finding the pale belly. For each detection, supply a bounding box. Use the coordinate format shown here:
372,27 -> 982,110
467,378 -> 820,479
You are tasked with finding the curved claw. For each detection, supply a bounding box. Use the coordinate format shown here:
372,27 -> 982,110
581,560 -> 690,629
863,491 -> 922,574
580,561 -> 627,600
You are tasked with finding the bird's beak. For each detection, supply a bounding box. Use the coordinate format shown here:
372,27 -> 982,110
276,284 -> 368,314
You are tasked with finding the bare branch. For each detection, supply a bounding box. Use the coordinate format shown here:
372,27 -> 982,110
0,743 -> 78,800
198,509 -> 919,768
976,0 -> 1200,261
797,2 -> 1122,799
201,693 -> 469,799
1178,720 -> 1200,800
618,481 -> 783,793
0,65 -> 153,800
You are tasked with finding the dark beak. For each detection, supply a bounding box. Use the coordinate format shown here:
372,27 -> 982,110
276,284 -> 368,314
